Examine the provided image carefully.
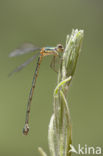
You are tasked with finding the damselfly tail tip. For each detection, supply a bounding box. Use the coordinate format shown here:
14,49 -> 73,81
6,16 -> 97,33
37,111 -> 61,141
23,123 -> 29,135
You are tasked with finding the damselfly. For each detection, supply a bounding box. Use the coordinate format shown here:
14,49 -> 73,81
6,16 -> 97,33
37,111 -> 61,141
9,43 -> 64,135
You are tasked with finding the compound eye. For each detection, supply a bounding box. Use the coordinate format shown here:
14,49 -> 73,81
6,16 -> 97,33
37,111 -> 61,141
57,44 -> 63,49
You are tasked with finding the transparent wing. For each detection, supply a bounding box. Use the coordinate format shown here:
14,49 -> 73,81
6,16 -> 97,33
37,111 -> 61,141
9,43 -> 41,57
8,52 -> 40,77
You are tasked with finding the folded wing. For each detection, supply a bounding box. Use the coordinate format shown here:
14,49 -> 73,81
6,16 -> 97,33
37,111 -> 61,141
9,43 -> 41,57
8,52 -> 40,76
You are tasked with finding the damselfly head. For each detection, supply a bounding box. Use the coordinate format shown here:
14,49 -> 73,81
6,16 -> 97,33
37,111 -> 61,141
56,44 -> 64,53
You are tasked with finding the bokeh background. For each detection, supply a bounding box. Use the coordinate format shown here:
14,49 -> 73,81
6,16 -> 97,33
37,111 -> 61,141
0,0 -> 103,156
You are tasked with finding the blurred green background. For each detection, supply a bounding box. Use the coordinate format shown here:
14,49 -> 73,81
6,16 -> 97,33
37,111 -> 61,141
0,0 -> 103,156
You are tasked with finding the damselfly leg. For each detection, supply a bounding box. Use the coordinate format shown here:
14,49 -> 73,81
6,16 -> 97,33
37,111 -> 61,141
50,54 -> 62,73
